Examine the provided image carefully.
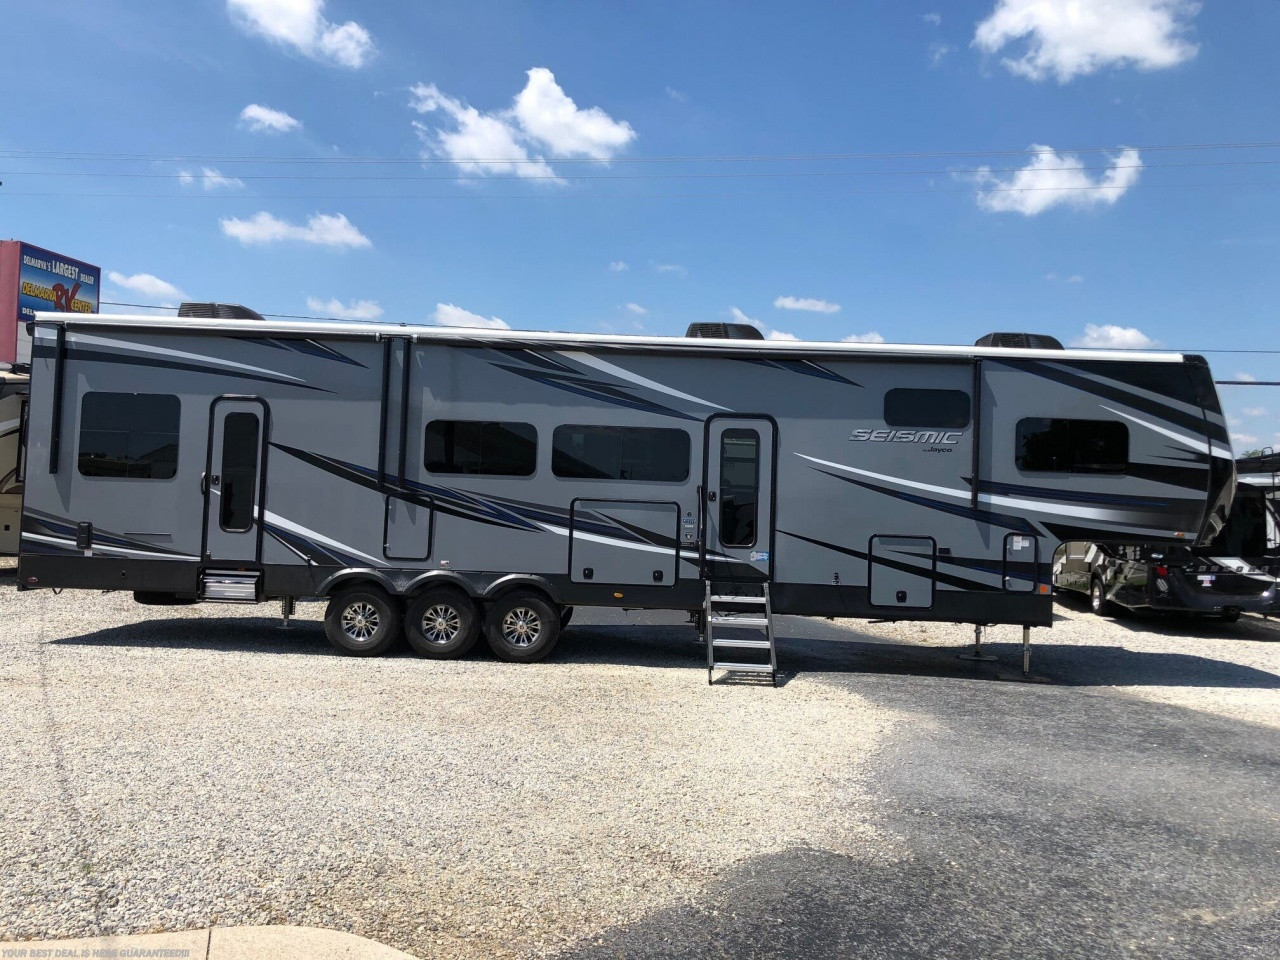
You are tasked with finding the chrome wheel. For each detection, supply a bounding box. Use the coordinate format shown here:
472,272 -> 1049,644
501,606 -> 542,648
342,601 -> 380,643
420,604 -> 462,646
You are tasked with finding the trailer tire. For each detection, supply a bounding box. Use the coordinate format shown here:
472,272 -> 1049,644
486,591 -> 561,663
1090,576 -> 1116,618
405,588 -> 479,659
325,586 -> 401,657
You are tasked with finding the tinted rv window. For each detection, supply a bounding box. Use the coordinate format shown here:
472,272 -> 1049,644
219,412 -> 260,532
884,389 -> 971,428
425,420 -> 537,476
719,428 -> 760,547
552,425 -> 690,481
1016,418 -> 1128,473
78,392 -> 180,479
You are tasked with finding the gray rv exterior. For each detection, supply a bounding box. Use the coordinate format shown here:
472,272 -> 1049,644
18,313 -> 1233,649
0,370 -> 27,554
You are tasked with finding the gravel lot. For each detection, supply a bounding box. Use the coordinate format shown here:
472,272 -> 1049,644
2,557 -> 1277,959
0,561 -> 895,959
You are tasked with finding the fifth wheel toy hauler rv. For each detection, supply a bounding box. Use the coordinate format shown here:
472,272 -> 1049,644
17,309 -> 1234,678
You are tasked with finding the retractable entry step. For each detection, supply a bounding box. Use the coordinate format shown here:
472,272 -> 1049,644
200,570 -> 261,603
704,582 -> 777,686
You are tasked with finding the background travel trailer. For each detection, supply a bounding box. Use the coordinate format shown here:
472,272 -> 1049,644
17,311 -> 1234,664
0,368 -> 28,554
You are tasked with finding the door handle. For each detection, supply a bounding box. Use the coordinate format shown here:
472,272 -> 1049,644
707,491 -> 717,502
200,472 -> 207,495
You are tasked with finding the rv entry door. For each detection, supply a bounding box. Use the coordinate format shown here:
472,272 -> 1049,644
203,398 -> 268,563
704,417 -> 775,581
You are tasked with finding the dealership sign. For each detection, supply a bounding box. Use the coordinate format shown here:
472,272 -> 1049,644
0,240 -> 100,365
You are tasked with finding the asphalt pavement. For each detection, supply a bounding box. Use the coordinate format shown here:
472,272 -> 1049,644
560,609 -> 1280,960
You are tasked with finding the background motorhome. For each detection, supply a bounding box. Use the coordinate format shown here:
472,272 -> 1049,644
17,310 -> 1234,672
1054,454 -> 1280,620
0,367 -> 28,554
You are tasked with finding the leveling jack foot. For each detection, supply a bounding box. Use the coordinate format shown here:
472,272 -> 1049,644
957,624 -> 999,662
280,597 -> 296,630
996,626 -> 1050,683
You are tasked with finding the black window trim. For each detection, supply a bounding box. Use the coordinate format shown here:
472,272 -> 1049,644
76,391 -> 181,481
1015,416 -> 1129,475
424,418 -> 538,478
551,424 -> 692,483
718,427 -> 761,548
883,387 -> 972,429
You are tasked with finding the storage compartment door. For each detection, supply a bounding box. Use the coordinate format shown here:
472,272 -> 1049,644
571,500 -> 679,586
869,535 -> 936,608
385,496 -> 431,561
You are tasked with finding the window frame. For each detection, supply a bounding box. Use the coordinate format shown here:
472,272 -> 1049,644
718,427 -> 761,548
76,391 -> 181,481
1015,417 -> 1129,474
423,419 -> 538,478
551,424 -> 692,483
883,388 -> 972,429
218,411 -> 262,533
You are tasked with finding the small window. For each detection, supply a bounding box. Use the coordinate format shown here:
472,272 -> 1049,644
78,392 -> 180,479
1016,418 -> 1128,473
719,428 -> 760,547
425,420 -> 536,476
219,412 -> 260,532
553,425 -> 690,482
884,388 -> 971,428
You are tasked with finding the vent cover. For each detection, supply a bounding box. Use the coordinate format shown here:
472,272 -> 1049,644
178,302 -> 265,321
685,322 -> 765,340
975,332 -> 1064,350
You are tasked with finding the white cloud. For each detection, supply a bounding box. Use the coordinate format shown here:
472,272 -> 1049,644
1243,407 -> 1267,417
1232,433 -> 1259,446
179,167 -> 244,190
774,295 -> 841,314
431,303 -> 509,330
653,262 -> 687,276
923,12 -> 942,26
730,306 -> 796,341
843,331 -> 886,344
410,69 -> 634,180
220,211 -> 371,248
665,86 -> 688,102
239,103 -> 301,133
973,0 -> 1199,83
306,296 -> 383,320
625,303 -> 647,315
930,43 -> 953,66
227,0 -> 374,68
972,145 -> 1142,215
410,84 -> 555,180
608,260 -> 629,272
106,271 -> 187,304
1236,372 -> 1258,382
514,68 -> 636,160
1071,323 -> 1158,349
1045,271 -> 1085,283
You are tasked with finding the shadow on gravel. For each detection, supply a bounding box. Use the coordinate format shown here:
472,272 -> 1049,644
556,621 -> 1280,690
47,615 -> 335,655
1055,592 -> 1280,643
559,681 -> 1280,960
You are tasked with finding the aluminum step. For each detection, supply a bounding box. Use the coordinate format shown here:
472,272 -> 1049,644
709,615 -> 770,627
708,594 -> 767,604
711,662 -> 774,673
711,638 -> 772,649
200,570 -> 261,603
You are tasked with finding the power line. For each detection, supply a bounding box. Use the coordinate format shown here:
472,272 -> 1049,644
4,139 -> 1279,166
6,158 -> 1280,183
10,180 -> 1280,201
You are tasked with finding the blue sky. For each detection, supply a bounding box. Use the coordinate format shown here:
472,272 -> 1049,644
3,1 -> 1278,447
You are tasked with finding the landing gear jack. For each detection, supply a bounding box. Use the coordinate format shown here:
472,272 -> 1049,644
957,624 -> 998,662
